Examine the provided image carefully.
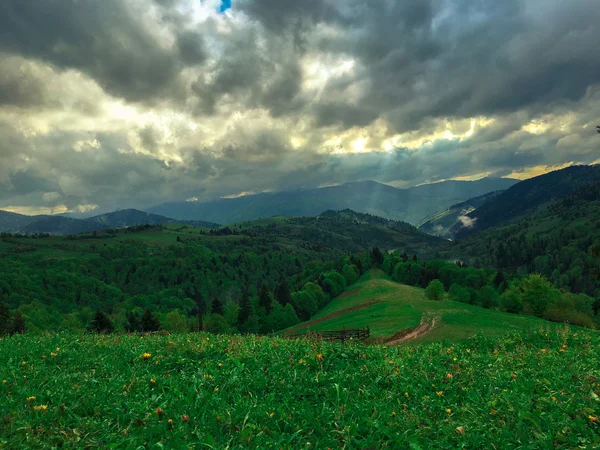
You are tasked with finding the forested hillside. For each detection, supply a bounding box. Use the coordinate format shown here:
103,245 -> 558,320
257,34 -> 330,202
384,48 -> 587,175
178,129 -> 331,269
437,182 -> 600,299
0,211 -> 446,334
452,165 -> 600,238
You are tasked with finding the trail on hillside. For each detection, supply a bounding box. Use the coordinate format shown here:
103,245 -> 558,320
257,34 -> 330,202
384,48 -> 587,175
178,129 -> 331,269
283,300 -> 383,335
386,316 -> 440,345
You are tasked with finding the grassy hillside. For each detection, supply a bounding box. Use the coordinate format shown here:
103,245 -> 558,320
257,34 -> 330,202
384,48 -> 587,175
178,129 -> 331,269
283,270 -> 562,343
1,328 -> 599,448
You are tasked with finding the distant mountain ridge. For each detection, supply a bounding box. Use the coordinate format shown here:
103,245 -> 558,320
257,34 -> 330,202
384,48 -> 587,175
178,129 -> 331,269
451,165 -> 600,239
148,177 -> 518,225
0,209 -> 219,235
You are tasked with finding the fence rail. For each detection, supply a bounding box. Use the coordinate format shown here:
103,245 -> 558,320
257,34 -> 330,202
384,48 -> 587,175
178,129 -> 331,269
286,327 -> 370,342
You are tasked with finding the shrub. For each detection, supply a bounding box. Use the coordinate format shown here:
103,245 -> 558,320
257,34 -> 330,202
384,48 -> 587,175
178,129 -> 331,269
425,279 -> 445,301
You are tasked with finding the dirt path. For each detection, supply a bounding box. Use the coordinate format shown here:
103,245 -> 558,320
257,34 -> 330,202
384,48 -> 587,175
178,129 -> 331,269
283,300 -> 382,336
386,316 -> 440,345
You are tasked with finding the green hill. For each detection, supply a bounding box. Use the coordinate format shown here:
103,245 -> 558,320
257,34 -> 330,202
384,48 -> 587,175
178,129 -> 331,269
282,270 -> 556,343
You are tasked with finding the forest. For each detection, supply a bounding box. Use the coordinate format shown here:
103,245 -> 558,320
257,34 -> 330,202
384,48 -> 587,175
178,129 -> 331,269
1,201 -> 599,336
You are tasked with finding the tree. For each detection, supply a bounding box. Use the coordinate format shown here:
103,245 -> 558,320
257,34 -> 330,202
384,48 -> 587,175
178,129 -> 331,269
238,291 -> 253,327
0,302 -> 10,335
211,298 -> 224,315
519,274 -> 561,317
140,308 -> 161,332
164,310 -> 189,333
191,290 -> 207,332
258,282 -> 272,314
448,283 -> 470,304
274,280 -> 292,306
125,311 -> 140,332
500,290 -> 523,314
9,311 -> 26,335
425,279 -> 445,301
478,286 -> 499,309
371,247 -> 384,266
342,264 -> 359,285
88,310 -> 114,334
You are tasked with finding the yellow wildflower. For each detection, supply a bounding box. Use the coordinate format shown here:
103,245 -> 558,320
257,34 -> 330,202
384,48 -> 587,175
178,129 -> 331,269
316,353 -> 324,362
447,373 -> 453,379
142,353 -> 152,360
33,405 -> 48,412
150,379 -> 156,384
446,409 -> 452,414
27,396 -> 36,402
436,391 -> 444,397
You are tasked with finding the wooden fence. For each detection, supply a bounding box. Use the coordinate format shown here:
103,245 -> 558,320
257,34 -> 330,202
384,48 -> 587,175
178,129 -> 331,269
286,327 -> 370,343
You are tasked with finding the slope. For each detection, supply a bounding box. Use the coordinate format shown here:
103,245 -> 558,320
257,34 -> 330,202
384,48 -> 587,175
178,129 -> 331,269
452,164 -> 600,239
419,191 -> 502,239
147,177 -> 517,225
439,181 -> 600,297
282,270 -> 554,343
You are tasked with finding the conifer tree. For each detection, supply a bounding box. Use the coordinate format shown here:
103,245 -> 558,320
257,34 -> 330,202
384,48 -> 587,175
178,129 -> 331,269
0,302 -> 10,335
140,309 -> 161,332
275,280 -> 292,306
88,310 -> 114,334
211,298 -> 224,315
10,311 -> 26,335
238,291 -> 252,327
125,311 -> 140,332
258,282 -> 272,314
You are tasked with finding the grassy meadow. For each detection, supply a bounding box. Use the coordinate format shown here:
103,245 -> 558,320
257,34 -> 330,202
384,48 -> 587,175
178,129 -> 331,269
283,270 -> 556,343
1,327 -> 599,449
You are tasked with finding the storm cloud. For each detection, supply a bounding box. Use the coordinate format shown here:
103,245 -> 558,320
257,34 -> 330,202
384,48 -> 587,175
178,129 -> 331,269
0,0 -> 599,215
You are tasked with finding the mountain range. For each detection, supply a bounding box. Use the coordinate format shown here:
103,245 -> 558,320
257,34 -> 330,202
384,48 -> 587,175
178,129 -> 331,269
0,209 -> 219,235
147,177 -> 518,226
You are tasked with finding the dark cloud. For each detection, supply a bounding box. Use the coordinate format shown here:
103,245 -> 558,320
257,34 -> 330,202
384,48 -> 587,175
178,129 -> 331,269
1,0 -> 600,214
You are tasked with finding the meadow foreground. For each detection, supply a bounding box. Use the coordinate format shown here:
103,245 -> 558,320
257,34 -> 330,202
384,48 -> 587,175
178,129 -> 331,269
1,327 -> 599,449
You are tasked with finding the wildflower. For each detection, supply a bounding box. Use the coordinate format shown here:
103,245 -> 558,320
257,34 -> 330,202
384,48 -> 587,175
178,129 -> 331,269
142,353 -> 152,360
214,387 -> 219,392
404,392 -> 409,397
455,426 -> 466,435
447,373 -> 453,379
316,353 -> 324,362
2,380 -> 6,384
511,373 -> 518,379
466,349 -> 471,354
391,412 -> 396,418
551,396 -> 557,402
27,396 -> 36,402
50,352 -> 57,357
156,408 -> 164,416
21,361 -> 26,366
269,412 -> 275,417
589,416 -> 598,423
217,363 -> 222,368
150,379 -> 156,384
437,391 -> 444,397
41,355 -> 46,360
446,409 -> 452,414
56,347 -> 60,352
167,419 -> 173,425
182,415 -> 189,423
33,405 -> 48,412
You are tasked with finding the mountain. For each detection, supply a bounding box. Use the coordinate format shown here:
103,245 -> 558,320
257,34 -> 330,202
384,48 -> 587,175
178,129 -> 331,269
435,181 -> 600,298
232,209 -> 449,256
418,191 -> 503,239
0,209 -> 219,235
451,165 -> 600,239
0,210 -> 37,232
148,177 -> 518,226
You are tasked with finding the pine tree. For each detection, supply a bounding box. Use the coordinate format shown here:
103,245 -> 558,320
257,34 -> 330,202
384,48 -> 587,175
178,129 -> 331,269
258,282 -> 272,314
237,291 -> 252,327
140,309 -> 161,332
0,302 -> 10,335
88,310 -> 114,334
9,311 -> 26,335
192,290 -> 207,332
275,280 -> 292,306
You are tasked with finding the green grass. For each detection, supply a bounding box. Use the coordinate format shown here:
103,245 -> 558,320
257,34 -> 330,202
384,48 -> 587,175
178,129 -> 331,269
285,270 -> 564,343
1,328 -> 599,448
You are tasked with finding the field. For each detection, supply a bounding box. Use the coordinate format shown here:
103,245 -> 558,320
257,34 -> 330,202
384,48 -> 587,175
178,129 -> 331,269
1,327 -> 599,449
283,270 -> 555,343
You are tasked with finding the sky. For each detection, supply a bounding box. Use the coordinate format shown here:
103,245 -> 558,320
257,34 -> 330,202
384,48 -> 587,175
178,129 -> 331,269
0,0 -> 599,215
